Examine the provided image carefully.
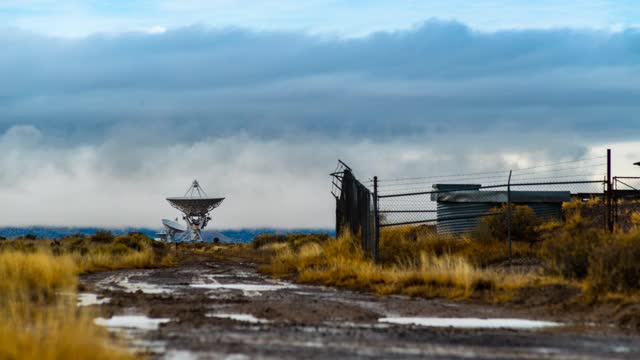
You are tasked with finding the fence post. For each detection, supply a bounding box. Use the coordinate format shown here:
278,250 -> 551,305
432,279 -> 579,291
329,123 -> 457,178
507,170 -> 512,268
607,149 -> 613,232
373,176 -> 380,263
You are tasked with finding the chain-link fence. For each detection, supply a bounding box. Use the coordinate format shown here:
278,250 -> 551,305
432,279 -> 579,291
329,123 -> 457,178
613,177 -> 640,231
332,151 -> 640,261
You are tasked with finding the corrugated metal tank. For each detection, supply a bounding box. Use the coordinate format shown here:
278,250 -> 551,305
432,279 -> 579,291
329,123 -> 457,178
436,202 -> 493,234
433,184 -> 569,236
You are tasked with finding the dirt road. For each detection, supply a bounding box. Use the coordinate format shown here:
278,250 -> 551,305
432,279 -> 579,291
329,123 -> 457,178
81,257 -> 640,359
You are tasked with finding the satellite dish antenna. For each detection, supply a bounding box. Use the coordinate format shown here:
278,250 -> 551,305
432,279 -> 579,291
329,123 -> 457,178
166,180 -> 224,242
161,218 -> 187,243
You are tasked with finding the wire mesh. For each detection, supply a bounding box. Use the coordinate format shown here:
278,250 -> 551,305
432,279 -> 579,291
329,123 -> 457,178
613,177 -> 640,231
377,156 -> 609,240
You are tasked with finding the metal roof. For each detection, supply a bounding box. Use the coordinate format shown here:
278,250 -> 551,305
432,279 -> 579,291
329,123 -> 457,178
434,190 -> 571,203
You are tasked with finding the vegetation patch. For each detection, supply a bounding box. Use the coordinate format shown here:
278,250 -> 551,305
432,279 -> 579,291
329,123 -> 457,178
0,251 -> 136,360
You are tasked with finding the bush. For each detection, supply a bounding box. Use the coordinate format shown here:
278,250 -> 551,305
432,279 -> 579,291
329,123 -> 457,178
587,229 -> 640,294
90,230 -> 114,244
252,234 -> 287,249
252,233 -> 329,250
379,225 -> 468,265
482,204 -> 542,245
115,235 -> 144,251
540,213 -> 605,280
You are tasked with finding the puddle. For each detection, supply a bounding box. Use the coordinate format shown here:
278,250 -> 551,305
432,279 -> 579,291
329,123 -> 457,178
163,350 -> 200,360
117,278 -> 175,294
378,317 -> 561,329
77,293 -> 111,306
130,338 -> 168,354
207,313 -> 269,324
190,280 -> 294,297
94,315 -> 171,330
96,274 -> 175,294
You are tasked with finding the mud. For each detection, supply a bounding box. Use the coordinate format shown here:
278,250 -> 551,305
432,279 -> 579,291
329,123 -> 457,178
81,257 -> 640,359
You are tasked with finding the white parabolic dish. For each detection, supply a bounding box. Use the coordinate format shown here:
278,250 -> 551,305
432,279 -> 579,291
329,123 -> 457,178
162,218 -> 187,232
165,197 -> 225,215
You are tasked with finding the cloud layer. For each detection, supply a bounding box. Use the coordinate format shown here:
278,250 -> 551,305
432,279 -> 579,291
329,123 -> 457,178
0,21 -> 639,227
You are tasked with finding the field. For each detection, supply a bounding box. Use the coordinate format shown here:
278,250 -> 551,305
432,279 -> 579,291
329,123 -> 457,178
3,202 -> 640,358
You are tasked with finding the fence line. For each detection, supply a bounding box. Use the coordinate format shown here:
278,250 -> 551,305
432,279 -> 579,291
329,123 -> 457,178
332,150 -> 640,263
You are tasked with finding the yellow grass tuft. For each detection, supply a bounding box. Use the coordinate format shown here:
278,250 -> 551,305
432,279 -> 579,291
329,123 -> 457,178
0,251 -> 136,360
0,251 -> 77,302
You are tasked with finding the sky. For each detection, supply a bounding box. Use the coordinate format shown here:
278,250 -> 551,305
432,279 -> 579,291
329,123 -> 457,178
0,0 -> 639,228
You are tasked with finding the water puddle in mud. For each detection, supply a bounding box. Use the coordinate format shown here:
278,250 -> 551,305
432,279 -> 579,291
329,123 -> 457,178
94,315 -> 171,330
163,350 -> 200,360
77,292 -> 111,306
116,278 -> 175,294
379,317 -> 561,329
207,313 -> 269,324
191,283 -> 293,292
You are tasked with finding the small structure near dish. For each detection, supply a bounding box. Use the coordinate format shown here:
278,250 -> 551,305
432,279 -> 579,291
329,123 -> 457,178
165,180 -> 225,242
432,184 -> 571,235
161,218 -> 186,242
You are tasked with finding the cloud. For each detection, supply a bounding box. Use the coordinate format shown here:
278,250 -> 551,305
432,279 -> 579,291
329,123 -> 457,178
0,21 -> 638,227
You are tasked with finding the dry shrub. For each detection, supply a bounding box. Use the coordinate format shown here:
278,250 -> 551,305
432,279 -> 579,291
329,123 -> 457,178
587,229 -> 640,294
252,233 -> 329,250
263,232 -> 524,300
90,230 -> 115,244
379,225 -> 467,265
252,234 -> 288,249
540,213 -> 604,280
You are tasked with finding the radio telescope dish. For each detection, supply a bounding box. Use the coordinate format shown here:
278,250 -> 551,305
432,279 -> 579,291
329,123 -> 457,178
161,218 -> 186,243
166,180 -> 225,242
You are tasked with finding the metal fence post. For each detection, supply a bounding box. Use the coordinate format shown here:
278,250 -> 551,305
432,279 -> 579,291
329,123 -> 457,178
607,148 -> 614,232
373,176 -> 380,263
507,170 -> 512,268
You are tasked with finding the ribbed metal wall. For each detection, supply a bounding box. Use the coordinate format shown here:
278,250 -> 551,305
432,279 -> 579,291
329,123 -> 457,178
436,202 -> 493,235
524,202 -> 563,221
437,202 -> 563,235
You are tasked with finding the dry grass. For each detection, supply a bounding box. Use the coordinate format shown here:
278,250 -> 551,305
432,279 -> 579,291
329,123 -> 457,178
0,251 -> 136,360
261,233 -> 528,300
0,232 -> 176,274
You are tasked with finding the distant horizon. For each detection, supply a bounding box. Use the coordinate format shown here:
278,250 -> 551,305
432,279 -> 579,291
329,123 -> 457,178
0,225 -> 335,243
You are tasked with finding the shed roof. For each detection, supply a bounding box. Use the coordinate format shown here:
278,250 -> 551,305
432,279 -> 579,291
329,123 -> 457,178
434,190 -> 571,203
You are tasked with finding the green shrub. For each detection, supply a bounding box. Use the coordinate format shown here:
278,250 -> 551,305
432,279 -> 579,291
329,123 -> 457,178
482,204 -> 542,245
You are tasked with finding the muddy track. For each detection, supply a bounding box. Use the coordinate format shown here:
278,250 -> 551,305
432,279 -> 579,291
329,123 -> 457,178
80,257 -> 640,359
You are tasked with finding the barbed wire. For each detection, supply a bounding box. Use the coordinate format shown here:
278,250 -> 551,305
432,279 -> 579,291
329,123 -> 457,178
371,155 -> 606,184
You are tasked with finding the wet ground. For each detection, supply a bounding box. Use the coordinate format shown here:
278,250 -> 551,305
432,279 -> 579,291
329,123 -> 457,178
81,257 -> 640,359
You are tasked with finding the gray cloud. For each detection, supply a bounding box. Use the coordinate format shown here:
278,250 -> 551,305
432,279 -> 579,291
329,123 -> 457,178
0,21 -> 638,227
